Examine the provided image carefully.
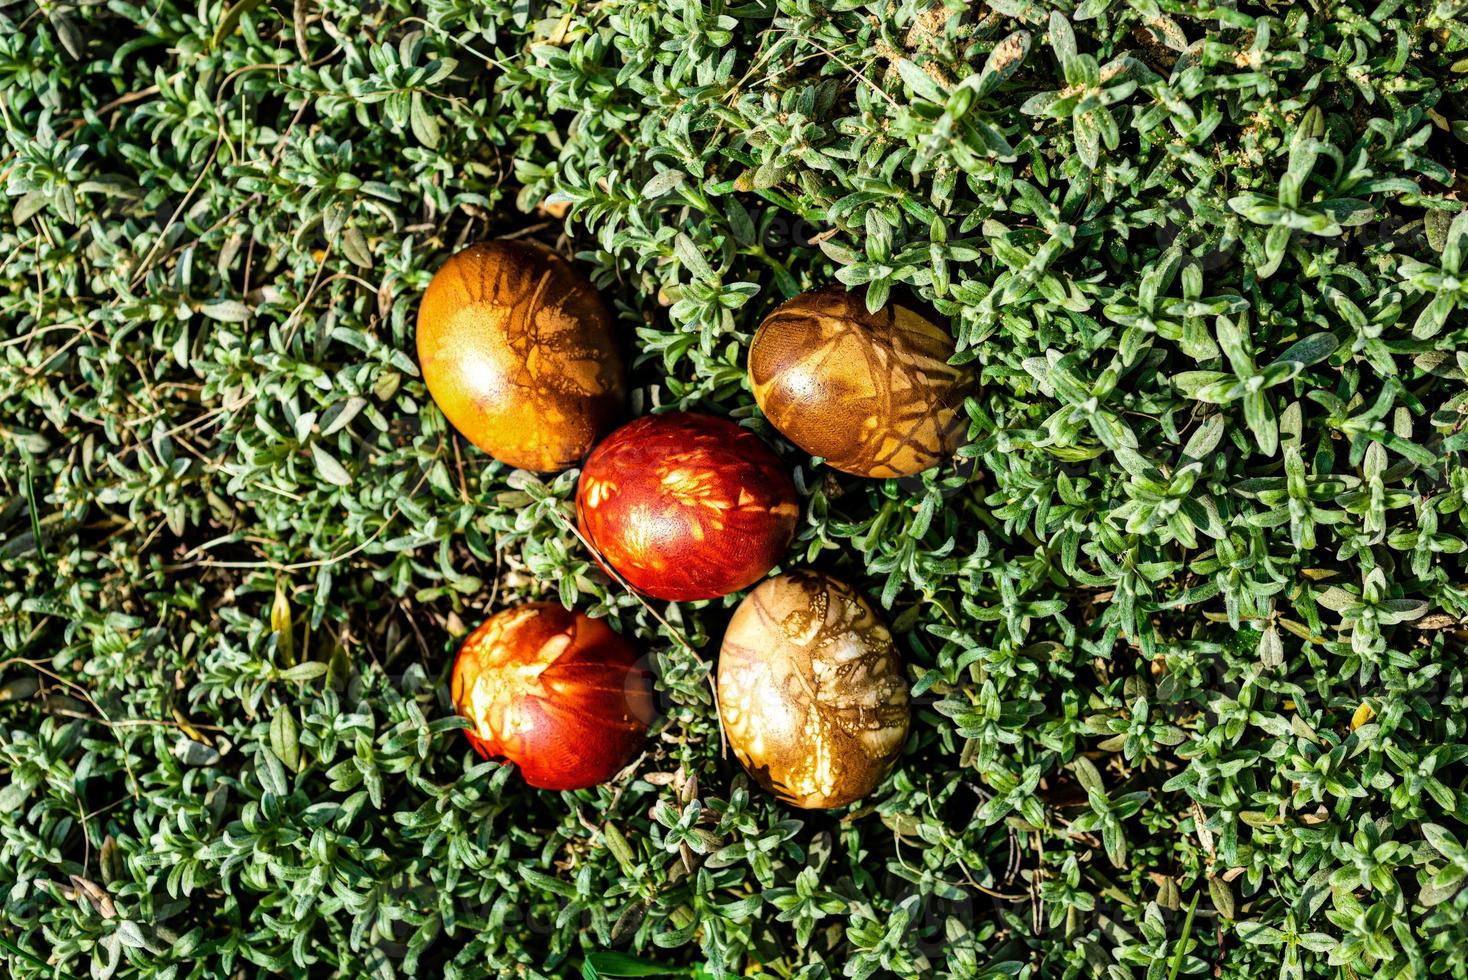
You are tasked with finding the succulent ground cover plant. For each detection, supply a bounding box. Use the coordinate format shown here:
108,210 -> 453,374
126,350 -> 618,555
2,0 -> 1468,977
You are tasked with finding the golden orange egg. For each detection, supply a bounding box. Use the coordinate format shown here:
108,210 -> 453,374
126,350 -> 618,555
748,286 -> 974,478
716,571 -> 909,809
416,240 -> 625,472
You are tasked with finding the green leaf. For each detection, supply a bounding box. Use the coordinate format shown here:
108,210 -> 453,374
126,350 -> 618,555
1208,876 -> 1236,920
583,952 -> 684,977
200,299 -> 253,322
897,60 -> 947,104
1423,824 -> 1465,859
213,0 -> 272,46
256,747 -> 290,798
279,662 -> 328,682
311,443 -> 353,487
1272,333 -> 1338,369
976,32 -> 1032,97
270,709 -> 301,772
1237,921 -> 1285,945
1440,208 -> 1468,272
410,92 -> 442,149
519,867 -> 579,899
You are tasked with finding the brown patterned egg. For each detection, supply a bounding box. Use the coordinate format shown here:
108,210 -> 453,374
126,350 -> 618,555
716,571 -> 909,809
748,286 -> 974,478
416,240 -> 625,472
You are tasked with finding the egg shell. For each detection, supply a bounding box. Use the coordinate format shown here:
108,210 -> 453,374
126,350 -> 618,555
716,571 -> 910,809
749,286 -> 974,478
451,603 -> 654,790
416,240 -> 626,472
575,412 -> 799,602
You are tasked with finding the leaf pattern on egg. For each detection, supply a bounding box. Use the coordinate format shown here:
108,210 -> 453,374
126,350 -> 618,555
717,571 -> 910,809
417,240 -> 626,472
749,286 -> 975,478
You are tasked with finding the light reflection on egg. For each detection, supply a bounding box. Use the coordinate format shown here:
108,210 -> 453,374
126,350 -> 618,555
575,412 -> 799,601
451,603 -> 653,790
716,571 -> 910,809
749,286 -> 974,478
416,240 -> 625,472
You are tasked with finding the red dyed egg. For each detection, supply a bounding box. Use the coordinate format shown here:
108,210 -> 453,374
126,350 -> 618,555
450,603 -> 654,790
575,412 -> 800,601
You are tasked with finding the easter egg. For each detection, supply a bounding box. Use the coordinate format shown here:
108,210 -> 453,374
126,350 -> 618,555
416,240 -> 625,472
450,603 -> 654,790
716,571 -> 909,809
575,412 -> 799,601
748,286 -> 974,478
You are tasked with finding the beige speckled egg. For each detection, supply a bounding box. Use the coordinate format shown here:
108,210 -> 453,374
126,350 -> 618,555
749,286 -> 974,478
716,571 -> 910,809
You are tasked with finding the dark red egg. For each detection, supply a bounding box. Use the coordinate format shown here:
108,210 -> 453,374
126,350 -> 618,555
575,412 -> 800,601
450,603 -> 654,790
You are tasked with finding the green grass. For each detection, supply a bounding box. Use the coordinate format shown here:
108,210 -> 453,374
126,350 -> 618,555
2,0 -> 1468,977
